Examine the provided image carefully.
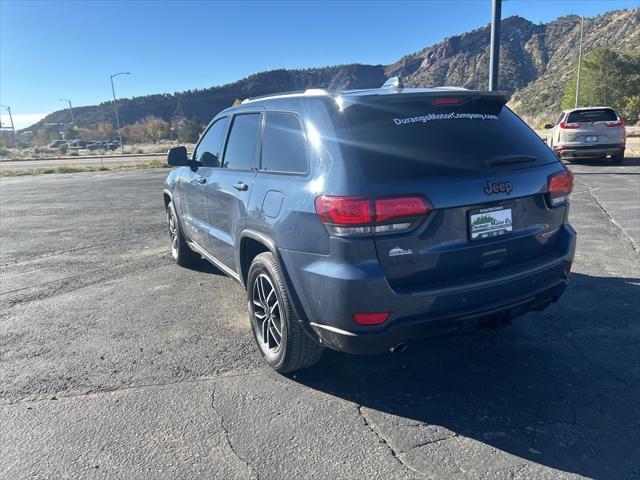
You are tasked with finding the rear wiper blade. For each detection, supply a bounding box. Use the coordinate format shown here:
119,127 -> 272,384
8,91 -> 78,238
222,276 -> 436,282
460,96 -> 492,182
483,155 -> 537,168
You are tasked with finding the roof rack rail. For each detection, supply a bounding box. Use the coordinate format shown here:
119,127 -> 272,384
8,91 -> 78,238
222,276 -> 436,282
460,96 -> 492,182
303,88 -> 335,96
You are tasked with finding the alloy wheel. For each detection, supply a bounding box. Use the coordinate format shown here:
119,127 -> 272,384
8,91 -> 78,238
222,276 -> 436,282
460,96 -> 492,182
168,208 -> 178,258
252,273 -> 282,352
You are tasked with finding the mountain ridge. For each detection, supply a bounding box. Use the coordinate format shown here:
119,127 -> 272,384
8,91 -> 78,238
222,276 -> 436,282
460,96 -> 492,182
26,8 -> 639,133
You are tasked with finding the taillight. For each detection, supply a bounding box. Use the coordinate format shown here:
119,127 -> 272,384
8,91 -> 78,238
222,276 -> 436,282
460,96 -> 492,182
315,195 -> 430,236
560,121 -> 580,129
605,119 -> 624,127
315,196 -> 372,225
547,170 -> 574,207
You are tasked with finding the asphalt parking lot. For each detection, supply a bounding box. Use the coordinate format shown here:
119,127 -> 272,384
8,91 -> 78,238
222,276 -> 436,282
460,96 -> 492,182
1,158 -> 639,479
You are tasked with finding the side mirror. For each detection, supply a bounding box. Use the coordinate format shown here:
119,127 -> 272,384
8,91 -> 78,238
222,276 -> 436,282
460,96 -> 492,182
167,146 -> 189,166
543,123 -> 553,130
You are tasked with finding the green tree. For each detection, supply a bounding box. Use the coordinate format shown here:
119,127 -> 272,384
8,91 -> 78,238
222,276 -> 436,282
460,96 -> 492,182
562,48 -> 640,123
178,117 -> 203,143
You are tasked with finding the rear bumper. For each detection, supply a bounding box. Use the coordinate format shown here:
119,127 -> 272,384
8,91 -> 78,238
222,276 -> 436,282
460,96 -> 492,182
554,143 -> 624,159
280,224 -> 576,354
309,281 -> 567,354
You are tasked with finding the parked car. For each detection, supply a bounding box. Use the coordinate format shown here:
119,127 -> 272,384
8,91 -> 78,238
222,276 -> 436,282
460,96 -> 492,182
163,79 -> 576,373
87,140 -> 118,151
546,107 -> 626,164
47,139 -> 67,148
66,139 -> 87,148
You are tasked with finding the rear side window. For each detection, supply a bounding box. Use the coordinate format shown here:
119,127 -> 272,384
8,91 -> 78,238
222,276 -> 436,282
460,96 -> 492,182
222,113 -> 261,170
261,112 -> 307,174
195,117 -> 228,167
567,108 -> 617,123
341,97 -> 559,180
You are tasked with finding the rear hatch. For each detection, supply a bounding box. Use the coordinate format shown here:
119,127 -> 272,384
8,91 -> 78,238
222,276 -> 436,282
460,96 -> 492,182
564,108 -> 625,145
341,92 -> 570,291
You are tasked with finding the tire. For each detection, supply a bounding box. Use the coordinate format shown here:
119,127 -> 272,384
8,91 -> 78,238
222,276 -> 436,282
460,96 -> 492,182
247,252 -> 323,373
166,201 -> 201,267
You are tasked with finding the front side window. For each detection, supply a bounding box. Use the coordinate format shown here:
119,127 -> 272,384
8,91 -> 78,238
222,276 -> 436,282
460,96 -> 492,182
261,112 -> 308,174
222,113 -> 261,170
194,117 -> 228,167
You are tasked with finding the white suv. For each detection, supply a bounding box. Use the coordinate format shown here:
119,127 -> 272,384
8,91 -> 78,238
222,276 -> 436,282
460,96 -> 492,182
546,107 -> 626,164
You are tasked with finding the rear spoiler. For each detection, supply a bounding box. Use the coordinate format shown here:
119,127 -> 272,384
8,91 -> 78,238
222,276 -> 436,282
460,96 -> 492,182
342,90 -> 511,109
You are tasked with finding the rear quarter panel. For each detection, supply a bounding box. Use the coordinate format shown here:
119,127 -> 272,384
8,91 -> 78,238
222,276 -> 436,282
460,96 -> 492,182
245,97 -> 371,255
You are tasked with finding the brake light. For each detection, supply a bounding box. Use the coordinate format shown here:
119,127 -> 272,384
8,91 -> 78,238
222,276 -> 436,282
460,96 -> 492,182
560,121 -> 580,129
605,119 -> 624,127
547,170 -> 574,206
432,97 -> 464,106
315,195 -> 430,236
354,312 -> 389,326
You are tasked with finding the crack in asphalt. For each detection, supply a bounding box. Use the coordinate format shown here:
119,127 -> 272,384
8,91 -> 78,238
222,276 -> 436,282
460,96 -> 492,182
413,434 -> 458,449
0,256 -> 170,307
210,385 -> 260,480
0,369 -> 269,407
575,178 -> 640,254
0,235 -> 157,267
508,464 -> 527,480
356,405 -> 426,478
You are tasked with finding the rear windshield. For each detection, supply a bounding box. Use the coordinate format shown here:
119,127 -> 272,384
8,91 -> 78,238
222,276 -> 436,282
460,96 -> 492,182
567,108 -> 617,123
341,96 -> 559,180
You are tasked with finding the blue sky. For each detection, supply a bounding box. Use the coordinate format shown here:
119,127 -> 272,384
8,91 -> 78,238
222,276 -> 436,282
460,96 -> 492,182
1,0 -> 637,128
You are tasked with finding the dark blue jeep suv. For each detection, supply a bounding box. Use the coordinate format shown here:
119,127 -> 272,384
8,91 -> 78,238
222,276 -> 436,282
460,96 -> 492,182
163,80 -> 576,373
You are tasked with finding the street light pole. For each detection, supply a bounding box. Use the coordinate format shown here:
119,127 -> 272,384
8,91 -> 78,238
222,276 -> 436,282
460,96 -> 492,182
59,98 -> 77,140
110,72 -> 130,153
575,17 -> 584,109
488,0 -> 502,91
0,104 -> 17,146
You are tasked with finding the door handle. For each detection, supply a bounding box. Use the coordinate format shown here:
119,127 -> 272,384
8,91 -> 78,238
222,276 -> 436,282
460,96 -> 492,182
233,181 -> 248,191
195,177 -> 207,185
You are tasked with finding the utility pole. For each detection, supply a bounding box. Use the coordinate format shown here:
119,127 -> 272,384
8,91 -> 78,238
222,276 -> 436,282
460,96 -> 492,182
575,17 -> 584,109
59,98 -> 77,140
488,0 -> 502,91
0,104 -> 17,146
110,72 -> 131,153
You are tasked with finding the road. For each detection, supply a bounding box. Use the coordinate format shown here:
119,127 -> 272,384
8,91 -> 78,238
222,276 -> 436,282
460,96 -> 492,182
0,154 -> 163,172
1,159 -> 639,479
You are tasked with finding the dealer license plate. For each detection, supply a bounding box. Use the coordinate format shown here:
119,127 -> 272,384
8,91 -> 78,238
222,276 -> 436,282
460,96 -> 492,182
470,207 -> 513,240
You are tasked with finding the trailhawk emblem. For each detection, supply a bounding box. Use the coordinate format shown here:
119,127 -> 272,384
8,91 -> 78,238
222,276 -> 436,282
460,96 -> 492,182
484,180 -> 512,195
389,247 -> 413,257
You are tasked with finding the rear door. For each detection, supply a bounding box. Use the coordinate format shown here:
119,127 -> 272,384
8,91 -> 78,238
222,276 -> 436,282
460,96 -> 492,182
342,94 -> 568,290
205,112 -> 261,271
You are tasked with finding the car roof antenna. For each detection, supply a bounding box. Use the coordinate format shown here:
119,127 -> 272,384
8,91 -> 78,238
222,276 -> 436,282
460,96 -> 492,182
382,77 -> 404,89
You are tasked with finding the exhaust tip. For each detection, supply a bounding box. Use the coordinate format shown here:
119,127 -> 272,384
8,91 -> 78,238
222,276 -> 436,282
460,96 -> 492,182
389,342 -> 408,354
